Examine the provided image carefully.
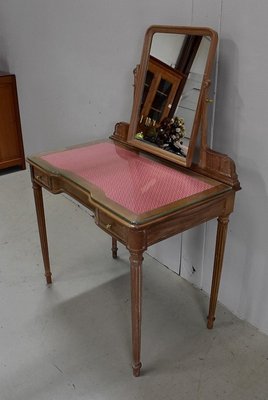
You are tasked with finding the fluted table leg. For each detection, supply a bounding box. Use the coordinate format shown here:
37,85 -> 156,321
207,215 -> 230,329
32,182 -> 52,284
129,250 -> 143,377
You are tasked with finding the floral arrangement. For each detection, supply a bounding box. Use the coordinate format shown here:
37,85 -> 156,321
135,116 -> 187,157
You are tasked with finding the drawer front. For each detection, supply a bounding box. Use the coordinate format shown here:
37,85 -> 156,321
34,168 -> 51,189
96,211 -> 127,243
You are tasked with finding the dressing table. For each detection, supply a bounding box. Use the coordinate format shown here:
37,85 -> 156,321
27,26 -> 240,377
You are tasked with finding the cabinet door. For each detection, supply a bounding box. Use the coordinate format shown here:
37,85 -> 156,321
0,75 -> 25,169
140,56 -> 185,124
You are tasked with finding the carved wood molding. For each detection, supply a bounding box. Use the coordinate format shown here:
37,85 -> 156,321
192,147 -> 241,190
110,121 -> 129,143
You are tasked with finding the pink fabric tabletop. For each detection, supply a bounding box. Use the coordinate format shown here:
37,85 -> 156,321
41,142 -> 212,215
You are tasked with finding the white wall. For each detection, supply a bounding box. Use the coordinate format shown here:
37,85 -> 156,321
177,0 -> 268,336
202,1 -> 268,335
0,0 -> 192,154
1,1 -> 268,335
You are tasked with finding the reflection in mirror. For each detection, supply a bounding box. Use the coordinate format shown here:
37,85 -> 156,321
135,32 -> 211,160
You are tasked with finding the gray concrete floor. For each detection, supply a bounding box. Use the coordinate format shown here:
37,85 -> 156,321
1,169 -> 268,400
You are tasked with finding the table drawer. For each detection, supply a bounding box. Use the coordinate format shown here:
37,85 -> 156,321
97,211 -> 127,242
34,168 -> 52,189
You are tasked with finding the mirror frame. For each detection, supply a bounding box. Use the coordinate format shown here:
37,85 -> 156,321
127,25 -> 218,167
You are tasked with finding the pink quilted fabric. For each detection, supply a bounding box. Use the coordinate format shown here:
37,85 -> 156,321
41,142 -> 212,214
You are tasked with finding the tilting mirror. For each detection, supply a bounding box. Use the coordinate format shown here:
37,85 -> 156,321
127,26 -> 218,167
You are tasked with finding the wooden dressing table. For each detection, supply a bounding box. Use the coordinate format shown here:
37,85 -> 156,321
27,26 -> 240,377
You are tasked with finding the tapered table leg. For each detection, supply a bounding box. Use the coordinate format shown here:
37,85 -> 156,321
129,250 -> 143,377
111,237 -> 118,259
207,215 -> 230,329
32,182 -> 52,284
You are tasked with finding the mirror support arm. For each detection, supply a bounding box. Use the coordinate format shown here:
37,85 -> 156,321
199,78 -> 211,168
196,79 -> 240,190
133,64 -> 140,96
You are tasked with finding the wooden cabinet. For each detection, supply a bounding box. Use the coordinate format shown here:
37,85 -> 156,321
0,72 -> 25,170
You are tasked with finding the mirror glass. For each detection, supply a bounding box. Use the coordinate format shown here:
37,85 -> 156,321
128,27 -> 217,167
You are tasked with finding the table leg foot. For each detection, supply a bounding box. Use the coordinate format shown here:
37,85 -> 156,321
132,362 -> 142,377
45,272 -> 52,285
207,316 -> 215,329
